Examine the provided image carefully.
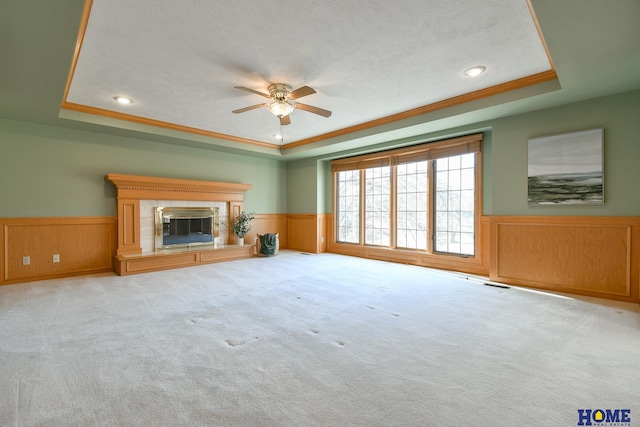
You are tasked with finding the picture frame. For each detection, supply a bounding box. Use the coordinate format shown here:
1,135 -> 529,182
527,128 -> 604,205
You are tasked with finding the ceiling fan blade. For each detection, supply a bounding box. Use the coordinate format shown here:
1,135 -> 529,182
234,86 -> 270,98
232,103 -> 267,114
288,85 -> 316,100
280,115 -> 291,126
296,103 -> 332,118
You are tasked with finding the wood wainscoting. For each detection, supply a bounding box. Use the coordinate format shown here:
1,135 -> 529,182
490,216 -> 640,303
242,214 -> 289,250
232,213 -> 325,254
3,213 -> 638,303
0,217 -> 117,285
287,214 -> 328,253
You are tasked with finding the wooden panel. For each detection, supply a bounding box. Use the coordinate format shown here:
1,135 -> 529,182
243,214 -> 288,250
115,245 -> 254,276
122,202 -> 136,246
118,199 -> 140,255
230,203 -> 242,219
316,214 -> 328,253
287,214 -> 318,253
200,246 -> 254,263
0,223 -> 4,282
479,216 -> 490,274
325,214 -> 334,252
229,202 -> 243,244
1,217 -> 117,285
123,253 -> 198,273
490,216 -> 640,302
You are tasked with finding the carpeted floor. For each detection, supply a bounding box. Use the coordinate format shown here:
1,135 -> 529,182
1,251 -> 638,426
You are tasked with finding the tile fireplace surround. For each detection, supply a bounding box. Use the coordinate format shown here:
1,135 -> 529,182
105,174 -> 254,275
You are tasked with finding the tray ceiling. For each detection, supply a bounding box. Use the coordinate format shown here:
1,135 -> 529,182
62,0 -> 553,152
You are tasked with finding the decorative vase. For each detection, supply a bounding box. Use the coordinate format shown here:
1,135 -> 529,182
236,236 -> 245,246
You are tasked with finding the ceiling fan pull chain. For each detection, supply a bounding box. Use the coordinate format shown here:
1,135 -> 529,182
280,123 -> 284,152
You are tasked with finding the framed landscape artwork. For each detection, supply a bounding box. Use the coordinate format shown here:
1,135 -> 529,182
527,128 -> 604,205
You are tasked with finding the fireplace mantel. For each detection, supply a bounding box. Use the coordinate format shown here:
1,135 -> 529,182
106,173 -> 251,202
106,174 -> 253,275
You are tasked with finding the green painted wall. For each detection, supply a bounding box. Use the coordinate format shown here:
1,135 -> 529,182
285,158 -> 332,214
286,89 -> 640,217
0,119 -> 287,217
286,158 -> 318,214
2,89 -> 638,219
490,89 -> 640,215
318,160 -> 332,214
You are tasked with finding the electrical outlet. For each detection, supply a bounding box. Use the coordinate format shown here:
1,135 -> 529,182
22,256 -> 30,266
53,254 -> 60,263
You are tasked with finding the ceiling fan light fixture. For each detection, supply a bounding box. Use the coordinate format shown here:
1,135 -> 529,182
463,66 -> 486,77
233,83 -> 330,125
267,100 -> 295,117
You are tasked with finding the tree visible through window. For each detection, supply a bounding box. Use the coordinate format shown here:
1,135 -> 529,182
434,153 -> 475,255
336,170 -> 360,243
397,161 -> 428,249
365,166 -> 390,246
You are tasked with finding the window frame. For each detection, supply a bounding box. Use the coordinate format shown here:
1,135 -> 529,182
331,133 -> 483,260
396,160 -> 429,250
336,169 -> 361,244
433,153 -> 477,256
363,165 -> 391,247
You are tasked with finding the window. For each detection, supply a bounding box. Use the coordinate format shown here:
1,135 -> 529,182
397,161 -> 428,249
434,154 -> 475,255
336,170 -> 360,243
365,166 -> 391,246
332,134 -> 482,259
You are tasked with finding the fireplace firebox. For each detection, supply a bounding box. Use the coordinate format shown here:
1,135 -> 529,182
154,207 -> 219,250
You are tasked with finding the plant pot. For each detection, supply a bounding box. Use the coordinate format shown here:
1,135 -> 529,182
236,237 -> 245,246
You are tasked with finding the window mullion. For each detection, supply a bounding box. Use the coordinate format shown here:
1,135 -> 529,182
359,169 -> 366,246
390,165 -> 397,249
427,159 -> 435,253
474,151 -> 482,256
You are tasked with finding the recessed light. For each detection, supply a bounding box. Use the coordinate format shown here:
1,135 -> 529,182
113,96 -> 133,104
273,133 -> 282,139
464,66 -> 486,77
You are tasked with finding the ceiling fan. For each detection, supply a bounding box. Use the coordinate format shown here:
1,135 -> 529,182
232,83 -> 331,126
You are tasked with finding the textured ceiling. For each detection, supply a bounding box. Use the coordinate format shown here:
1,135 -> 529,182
2,1 -> 639,160
64,0 -> 551,148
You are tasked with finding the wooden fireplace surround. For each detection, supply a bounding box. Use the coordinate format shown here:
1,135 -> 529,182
106,174 -> 253,275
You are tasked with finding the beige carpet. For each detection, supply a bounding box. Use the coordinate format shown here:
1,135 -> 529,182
1,251 -> 638,426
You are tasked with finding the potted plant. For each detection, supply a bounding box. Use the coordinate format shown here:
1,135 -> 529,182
230,211 -> 254,245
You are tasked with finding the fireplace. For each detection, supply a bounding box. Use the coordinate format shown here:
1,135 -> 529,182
154,207 -> 219,250
106,174 -> 253,275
